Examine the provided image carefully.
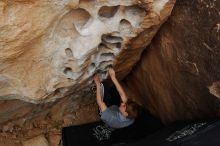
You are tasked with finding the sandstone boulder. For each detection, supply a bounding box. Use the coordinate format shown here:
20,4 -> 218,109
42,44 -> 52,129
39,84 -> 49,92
0,0 -> 175,104
124,0 -> 220,123
22,135 -> 49,146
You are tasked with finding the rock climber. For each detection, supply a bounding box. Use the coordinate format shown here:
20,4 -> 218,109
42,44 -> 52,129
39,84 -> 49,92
93,68 -> 141,128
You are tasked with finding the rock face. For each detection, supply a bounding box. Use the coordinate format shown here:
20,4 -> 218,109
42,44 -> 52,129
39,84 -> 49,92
124,0 -> 220,123
0,0 -> 175,104
0,0 -> 175,142
22,135 -> 49,146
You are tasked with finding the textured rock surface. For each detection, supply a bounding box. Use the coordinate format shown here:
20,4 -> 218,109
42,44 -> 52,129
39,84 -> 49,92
124,0 -> 220,123
22,135 -> 49,146
0,0 -> 176,144
0,0 -> 174,103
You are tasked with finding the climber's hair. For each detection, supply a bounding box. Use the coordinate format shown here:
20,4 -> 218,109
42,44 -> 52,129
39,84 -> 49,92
125,99 -> 141,119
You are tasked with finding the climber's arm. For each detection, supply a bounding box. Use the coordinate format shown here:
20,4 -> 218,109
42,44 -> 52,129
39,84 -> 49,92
108,68 -> 128,103
94,74 -> 107,112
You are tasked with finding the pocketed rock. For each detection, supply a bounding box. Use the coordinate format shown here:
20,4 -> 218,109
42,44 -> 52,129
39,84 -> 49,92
0,0 -> 175,104
0,0 -> 175,132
